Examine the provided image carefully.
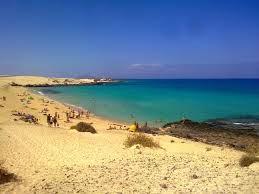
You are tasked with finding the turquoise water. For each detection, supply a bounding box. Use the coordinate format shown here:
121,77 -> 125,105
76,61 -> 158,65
35,79 -> 259,126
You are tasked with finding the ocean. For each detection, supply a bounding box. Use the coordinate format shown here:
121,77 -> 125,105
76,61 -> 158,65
34,79 -> 259,127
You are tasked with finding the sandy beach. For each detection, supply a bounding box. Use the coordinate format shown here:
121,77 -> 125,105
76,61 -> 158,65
0,76 -> 258,193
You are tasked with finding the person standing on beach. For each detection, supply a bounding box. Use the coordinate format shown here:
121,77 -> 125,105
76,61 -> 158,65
66,112 -> 70,122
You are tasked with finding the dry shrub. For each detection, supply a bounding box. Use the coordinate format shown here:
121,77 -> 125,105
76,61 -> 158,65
244,144 -> 259,155
124,133 -> 160,148
71,122 -> 97,133
239,154 -> 259,167
0,161 -> 18,185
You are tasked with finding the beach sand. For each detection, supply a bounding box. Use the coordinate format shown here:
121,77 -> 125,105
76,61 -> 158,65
0,76 -> 258,193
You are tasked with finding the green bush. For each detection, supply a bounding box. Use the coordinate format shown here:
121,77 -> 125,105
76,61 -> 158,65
71,122 -> 97,133
124,133 -> 160,148
239,154 -> 259,167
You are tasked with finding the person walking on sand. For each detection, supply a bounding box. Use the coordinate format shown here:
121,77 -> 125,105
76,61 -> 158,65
47,114 -> 51,126
49,116 -> 53,127
53,115 -> 58,127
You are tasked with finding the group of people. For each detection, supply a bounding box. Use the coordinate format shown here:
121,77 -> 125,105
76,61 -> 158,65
65,108 -> 90,122
12,110 -> 39,124
46,108 -> 90,127
47,112 -> 59,127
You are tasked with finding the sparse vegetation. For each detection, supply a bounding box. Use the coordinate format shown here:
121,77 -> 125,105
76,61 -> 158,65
244,144 -> 259,155
28,96 -> 34,100
239,154 -> 259,167
0,161 -> 18,185
124,133 -> 160,148
71,122 -> 97,133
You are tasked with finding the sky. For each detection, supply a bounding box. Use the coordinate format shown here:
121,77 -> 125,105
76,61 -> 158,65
0,0 -> 259,78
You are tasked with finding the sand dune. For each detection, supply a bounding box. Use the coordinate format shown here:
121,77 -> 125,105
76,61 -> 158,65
0,76 -> 258,193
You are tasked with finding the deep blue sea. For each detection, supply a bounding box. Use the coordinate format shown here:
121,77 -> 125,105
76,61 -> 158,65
35,79 -> 259,126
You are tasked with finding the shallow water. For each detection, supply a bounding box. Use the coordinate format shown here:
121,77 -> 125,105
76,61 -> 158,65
35,79 -> 259,126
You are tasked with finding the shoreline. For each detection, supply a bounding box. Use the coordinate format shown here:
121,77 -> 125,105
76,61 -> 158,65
34,87 -> 259,131
0,75 -> 127,130
32,84 -> 259,131
30,88 -> 129,127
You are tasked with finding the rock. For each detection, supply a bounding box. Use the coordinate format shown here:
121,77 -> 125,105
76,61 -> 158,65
192,174 -> 198,179
138,126 -> 160,134
160,183 -> 168,189
162,118 -> 259,152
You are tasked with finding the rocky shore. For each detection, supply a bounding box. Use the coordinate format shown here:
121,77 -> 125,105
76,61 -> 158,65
11,81 -> 117,87
162,119 -> 259,152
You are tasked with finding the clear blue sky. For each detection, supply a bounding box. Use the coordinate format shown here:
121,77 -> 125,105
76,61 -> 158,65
0,0 -> 259,78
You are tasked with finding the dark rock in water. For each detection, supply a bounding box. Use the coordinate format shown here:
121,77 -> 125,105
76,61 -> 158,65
40,89 -> 62,94
206,116 -> 259,135
162,119 -> 259,152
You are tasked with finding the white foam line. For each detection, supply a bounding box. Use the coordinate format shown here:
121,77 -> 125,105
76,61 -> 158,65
37,91 -> 44,96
